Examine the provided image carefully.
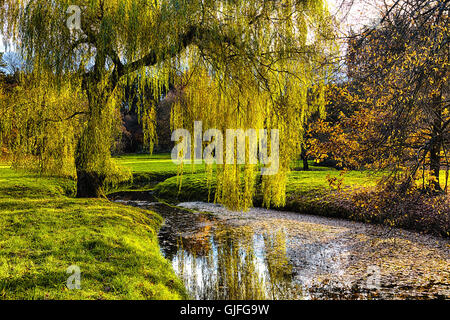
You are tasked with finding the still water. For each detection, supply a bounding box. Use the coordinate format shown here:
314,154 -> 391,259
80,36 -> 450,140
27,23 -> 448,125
155,202 -> 301,300
111,193 -> 450,300
112,196 -> 302,299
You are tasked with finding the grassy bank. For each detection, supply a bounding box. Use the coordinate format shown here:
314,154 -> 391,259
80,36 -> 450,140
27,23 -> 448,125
114,154 -> 449,237
113,153 -> 377,200
113,153 -> 206,191
0,165 -> 186,299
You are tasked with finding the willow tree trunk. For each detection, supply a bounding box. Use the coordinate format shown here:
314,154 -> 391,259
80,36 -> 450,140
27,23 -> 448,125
76,170 -> 105,198
75,116 -> 107,198
75,86 -> 109,198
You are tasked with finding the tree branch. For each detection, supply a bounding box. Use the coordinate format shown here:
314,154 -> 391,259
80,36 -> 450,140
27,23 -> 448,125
41,111 -> 89,123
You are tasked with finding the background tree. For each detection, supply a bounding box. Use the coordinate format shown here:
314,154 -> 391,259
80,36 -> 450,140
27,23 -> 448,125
310,0 -> 449,192
1,0 -> 335,207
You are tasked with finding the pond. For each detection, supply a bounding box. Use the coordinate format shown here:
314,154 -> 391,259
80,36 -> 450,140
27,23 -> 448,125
111,193 -> 450,300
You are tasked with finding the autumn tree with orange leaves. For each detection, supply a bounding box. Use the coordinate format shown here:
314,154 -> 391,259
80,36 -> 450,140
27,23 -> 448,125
310,0 -> 449,193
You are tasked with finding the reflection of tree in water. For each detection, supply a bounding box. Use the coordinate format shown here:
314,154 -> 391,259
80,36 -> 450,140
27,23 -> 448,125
174,225 -> 302,300
264,230 -> 295,299
157,204 -> 215,260
215,226 -> 266,300
179,216 -> 213,256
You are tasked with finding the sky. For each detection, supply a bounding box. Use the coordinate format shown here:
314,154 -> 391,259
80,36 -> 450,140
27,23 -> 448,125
328,0 -> 388,34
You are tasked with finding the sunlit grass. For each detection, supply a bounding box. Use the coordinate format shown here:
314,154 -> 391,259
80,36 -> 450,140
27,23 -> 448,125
114,153 -> 379,197
114,153 -> 205,175
0,166 -> 186,300
115,153 -> 448,195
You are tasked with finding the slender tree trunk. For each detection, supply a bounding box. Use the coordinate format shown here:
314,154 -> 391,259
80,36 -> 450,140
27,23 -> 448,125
429,92 -> 443,192
429,134 -> 442,192
301,147 -> 309,171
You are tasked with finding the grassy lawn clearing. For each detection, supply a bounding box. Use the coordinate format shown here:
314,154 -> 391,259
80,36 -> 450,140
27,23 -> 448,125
114,153 -> 378,197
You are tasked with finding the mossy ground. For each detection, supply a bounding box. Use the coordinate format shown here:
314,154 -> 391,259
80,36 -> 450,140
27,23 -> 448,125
0,165 -> 186,300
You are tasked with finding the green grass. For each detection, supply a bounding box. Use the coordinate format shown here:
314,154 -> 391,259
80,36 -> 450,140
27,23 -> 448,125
154,173 -> 216,202
113,153 -> 206,191
112,153 -> 379,202
0,167 -> 186,300
114,153 -> 448,198
114,153 -> 207,175
286,170 -> 379,194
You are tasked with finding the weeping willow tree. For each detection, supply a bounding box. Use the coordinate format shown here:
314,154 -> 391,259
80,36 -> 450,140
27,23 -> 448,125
1,0 -> 335,203
0,73 -> 87,176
